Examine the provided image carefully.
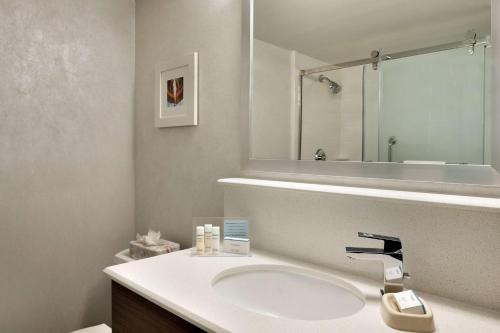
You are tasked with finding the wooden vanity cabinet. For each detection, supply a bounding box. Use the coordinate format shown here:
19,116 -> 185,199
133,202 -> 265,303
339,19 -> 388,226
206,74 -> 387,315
111,281 -> 206,333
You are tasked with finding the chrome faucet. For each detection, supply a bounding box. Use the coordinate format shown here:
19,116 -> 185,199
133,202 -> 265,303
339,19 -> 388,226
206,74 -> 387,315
346,232 -> 409,294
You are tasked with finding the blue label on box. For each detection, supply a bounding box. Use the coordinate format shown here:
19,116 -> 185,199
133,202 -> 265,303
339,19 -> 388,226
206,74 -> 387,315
223,219 -> 249,239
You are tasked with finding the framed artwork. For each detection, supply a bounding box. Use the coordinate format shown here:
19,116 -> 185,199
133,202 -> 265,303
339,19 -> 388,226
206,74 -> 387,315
155,52 -> 198,127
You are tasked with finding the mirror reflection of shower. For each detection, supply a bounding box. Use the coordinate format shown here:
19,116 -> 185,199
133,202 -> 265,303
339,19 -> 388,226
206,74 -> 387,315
318,74 -> 342,94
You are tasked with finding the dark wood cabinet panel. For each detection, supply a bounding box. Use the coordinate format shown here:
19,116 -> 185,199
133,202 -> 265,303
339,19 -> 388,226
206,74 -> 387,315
112,281 -> 206,333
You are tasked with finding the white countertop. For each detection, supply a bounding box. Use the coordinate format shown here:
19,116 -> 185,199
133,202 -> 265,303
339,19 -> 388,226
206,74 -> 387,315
104,249 -> 500,333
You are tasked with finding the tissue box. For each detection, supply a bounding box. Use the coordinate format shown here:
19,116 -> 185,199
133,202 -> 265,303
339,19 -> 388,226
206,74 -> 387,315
129,239 -> 180,260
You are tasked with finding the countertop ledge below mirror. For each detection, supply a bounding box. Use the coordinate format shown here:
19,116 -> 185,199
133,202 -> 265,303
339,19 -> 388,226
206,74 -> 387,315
218,178 -> 500,213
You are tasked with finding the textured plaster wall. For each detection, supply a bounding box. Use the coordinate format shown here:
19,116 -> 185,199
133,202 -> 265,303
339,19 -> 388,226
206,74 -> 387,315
134,0 -> 242,247
0,1 -> 135,332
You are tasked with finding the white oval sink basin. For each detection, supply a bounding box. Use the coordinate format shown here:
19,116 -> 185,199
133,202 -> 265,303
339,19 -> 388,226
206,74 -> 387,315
212,264 -> 365,320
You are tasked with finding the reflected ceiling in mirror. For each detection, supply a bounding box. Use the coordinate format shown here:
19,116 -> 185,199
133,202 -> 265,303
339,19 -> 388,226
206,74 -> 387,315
255,0 -> 491,64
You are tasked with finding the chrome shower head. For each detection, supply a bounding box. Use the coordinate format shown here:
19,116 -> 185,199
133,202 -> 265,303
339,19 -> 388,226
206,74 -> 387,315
318,74 -> 342,94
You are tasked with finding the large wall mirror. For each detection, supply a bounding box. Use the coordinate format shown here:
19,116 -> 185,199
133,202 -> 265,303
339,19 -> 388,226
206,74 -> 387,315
242,0 -> 500,186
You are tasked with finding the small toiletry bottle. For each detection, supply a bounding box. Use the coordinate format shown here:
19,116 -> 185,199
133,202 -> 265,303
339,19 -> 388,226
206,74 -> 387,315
212,226 -> 220,254
204,224 -> 212,253
196,226 -> 204,254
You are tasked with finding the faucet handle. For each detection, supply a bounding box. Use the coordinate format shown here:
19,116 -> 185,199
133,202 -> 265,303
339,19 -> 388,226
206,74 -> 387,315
357,232 -> 402,252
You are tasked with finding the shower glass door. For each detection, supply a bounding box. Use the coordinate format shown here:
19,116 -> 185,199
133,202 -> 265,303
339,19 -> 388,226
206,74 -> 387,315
377,46 -> 486,164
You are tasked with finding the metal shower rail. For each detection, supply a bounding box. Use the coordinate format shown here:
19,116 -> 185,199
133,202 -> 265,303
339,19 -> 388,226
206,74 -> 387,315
300,35 -> 490,76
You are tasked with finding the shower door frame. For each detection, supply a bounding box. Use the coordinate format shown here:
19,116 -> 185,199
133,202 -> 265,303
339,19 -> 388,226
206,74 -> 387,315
297,37 -> 489,162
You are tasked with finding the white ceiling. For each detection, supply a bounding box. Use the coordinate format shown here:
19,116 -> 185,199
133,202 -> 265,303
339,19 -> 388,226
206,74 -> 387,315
254,0 -> 491,64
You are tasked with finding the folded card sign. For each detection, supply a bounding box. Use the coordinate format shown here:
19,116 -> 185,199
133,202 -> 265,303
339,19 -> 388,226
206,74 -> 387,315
223,219 -> 249,239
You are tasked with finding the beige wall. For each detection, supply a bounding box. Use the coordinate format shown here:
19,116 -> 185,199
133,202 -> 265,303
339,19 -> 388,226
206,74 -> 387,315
0,1 -> 135,332
134,0 -> 242,247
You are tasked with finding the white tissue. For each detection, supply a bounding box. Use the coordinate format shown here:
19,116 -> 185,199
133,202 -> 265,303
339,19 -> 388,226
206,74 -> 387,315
136,229 -> 162,246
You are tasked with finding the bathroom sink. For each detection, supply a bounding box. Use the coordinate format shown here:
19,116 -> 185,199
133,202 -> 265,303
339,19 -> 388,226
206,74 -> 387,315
212,264 -> 365,320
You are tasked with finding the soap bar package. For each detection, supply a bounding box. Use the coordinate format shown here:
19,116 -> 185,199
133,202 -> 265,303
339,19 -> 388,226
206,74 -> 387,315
223,237 -> 250,255
385,265 -> 403,283
393,290 -> 426,315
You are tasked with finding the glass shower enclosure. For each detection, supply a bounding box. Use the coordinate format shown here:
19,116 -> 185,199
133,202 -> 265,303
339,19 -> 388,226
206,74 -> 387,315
364,45 -> 489,165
